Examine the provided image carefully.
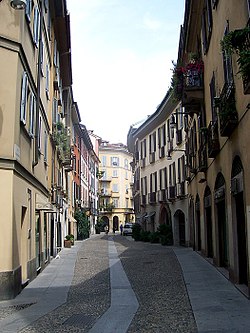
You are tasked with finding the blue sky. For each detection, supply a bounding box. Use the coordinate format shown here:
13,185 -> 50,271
67,0 -> 185,144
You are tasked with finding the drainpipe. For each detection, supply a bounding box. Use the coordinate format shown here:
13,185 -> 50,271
33,0 -> 43,167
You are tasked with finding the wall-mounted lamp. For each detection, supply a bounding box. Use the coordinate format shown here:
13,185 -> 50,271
10,0 -> 26,9
170,112 -> 189,129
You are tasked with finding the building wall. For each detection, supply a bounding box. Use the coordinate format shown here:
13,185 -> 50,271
99,143 -> 134,230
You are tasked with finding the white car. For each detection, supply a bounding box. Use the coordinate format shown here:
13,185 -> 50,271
123,223 -> 133,236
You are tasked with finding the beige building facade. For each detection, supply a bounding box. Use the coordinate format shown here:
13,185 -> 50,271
99,142 -> 134,231
0,0 -> 96,300
175,0 -> 250,295
127,94 -> 190,246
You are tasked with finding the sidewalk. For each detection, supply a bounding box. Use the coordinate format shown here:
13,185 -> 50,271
174,247 -> 250,333
0,241 -> 83,332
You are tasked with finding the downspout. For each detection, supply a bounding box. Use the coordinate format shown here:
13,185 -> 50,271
33,0 -> 43,167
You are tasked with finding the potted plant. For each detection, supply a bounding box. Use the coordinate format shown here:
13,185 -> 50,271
64,235 -> 72,248
221,26 -> 250,94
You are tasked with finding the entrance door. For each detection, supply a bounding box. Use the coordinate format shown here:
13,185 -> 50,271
206,206 -> 213,258
236,192 -> 248,285
217,200 -> 228,267
35,212 -> 41,270
179,211 -> 186,246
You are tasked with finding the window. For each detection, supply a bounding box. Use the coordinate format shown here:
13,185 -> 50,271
52,98 -> 58,124
159,167 -> 168,189
112,169 -> 118,177
209,72 -> 217,121
111,157 -> 119,166
25,0 -> 32,22
113,198 -> 119,208
44,131 -> 48,162
126,198 -> 129,209
20,72 -> 28,125
54,40 -> 58,67
102,155 -> 106,166
40,40 -> 44,76
149,131 -> 156,153
124,158 -> 128,169
222,23 -> 233,85
45,64 -> 50,99
125,171 -> 128,180
150,172 -> 157,193
202,0 -> 213,54
33,5 -> 40,47
38,116 -> 42,152
112,184 -> 119,192
28,92 -> 35,137
248,0 -> 250,16
140,138 -> 147,158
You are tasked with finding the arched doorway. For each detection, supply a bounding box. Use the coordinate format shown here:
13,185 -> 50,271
101,216 -> 109,232
214,173 -> 228,268
204,186 -> 213,258
159,205 -> 171,225
174,210 -> 186,246
231,156 -> 248,285
113,215 -> 119,232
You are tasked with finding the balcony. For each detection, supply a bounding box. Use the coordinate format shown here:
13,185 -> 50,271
182,62 -> 204,111
148,192 -> 157,204
198,145 -> 207,172
217,83 -> 238,137
207,121 -> 220,158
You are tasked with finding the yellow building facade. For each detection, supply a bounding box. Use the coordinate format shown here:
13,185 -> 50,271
99,142 -> 134,231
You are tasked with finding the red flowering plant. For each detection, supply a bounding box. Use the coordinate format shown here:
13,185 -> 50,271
170,57 -> 204,101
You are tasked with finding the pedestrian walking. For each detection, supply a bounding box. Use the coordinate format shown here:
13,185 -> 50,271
120,223 -> 123,235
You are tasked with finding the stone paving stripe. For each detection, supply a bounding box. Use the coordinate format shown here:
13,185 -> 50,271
88,236 -> 139,333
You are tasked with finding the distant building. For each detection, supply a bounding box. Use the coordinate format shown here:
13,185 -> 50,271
98,142 -> 134,231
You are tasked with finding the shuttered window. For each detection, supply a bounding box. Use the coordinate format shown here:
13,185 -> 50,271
20,72 -> 28,124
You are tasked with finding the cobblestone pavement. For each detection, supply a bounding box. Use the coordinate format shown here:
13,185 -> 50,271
114,236 -> 197,333
1,234 -> 197,332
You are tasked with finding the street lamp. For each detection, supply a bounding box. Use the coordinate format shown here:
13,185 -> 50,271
9,0 -> 26,9
170,111 -> 190,129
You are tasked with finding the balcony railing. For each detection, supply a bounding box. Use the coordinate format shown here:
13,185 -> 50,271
182,61 -> 204,110
198,145 -> 207,172
207,121 -> 220,158
217,83 -> 238,137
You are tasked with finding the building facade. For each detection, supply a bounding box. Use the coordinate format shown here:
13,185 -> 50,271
127,94 -> 190,246
175,0 -> 250,295
98,142 -> 134,231
0,0 -> 98,300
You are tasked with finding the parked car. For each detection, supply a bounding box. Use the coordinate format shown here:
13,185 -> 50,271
123,223 -> 133,236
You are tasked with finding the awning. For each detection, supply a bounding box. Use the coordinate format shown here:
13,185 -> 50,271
136,212 -> 147,223
145,211 -> 156,220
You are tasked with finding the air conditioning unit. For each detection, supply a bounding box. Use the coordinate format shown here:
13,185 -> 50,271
176,183 -> 184,197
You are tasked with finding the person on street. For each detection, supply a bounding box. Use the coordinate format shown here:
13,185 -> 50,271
120,223 -> 123,235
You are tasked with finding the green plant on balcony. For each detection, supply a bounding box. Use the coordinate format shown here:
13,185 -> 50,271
221,26 -> 250,93
52,122 -> 70,162
216,84 -> 238,136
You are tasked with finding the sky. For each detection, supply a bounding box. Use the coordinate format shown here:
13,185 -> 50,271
67,0 -> 185,144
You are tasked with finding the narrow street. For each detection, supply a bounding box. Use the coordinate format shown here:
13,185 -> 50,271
1,235 -> 250,333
